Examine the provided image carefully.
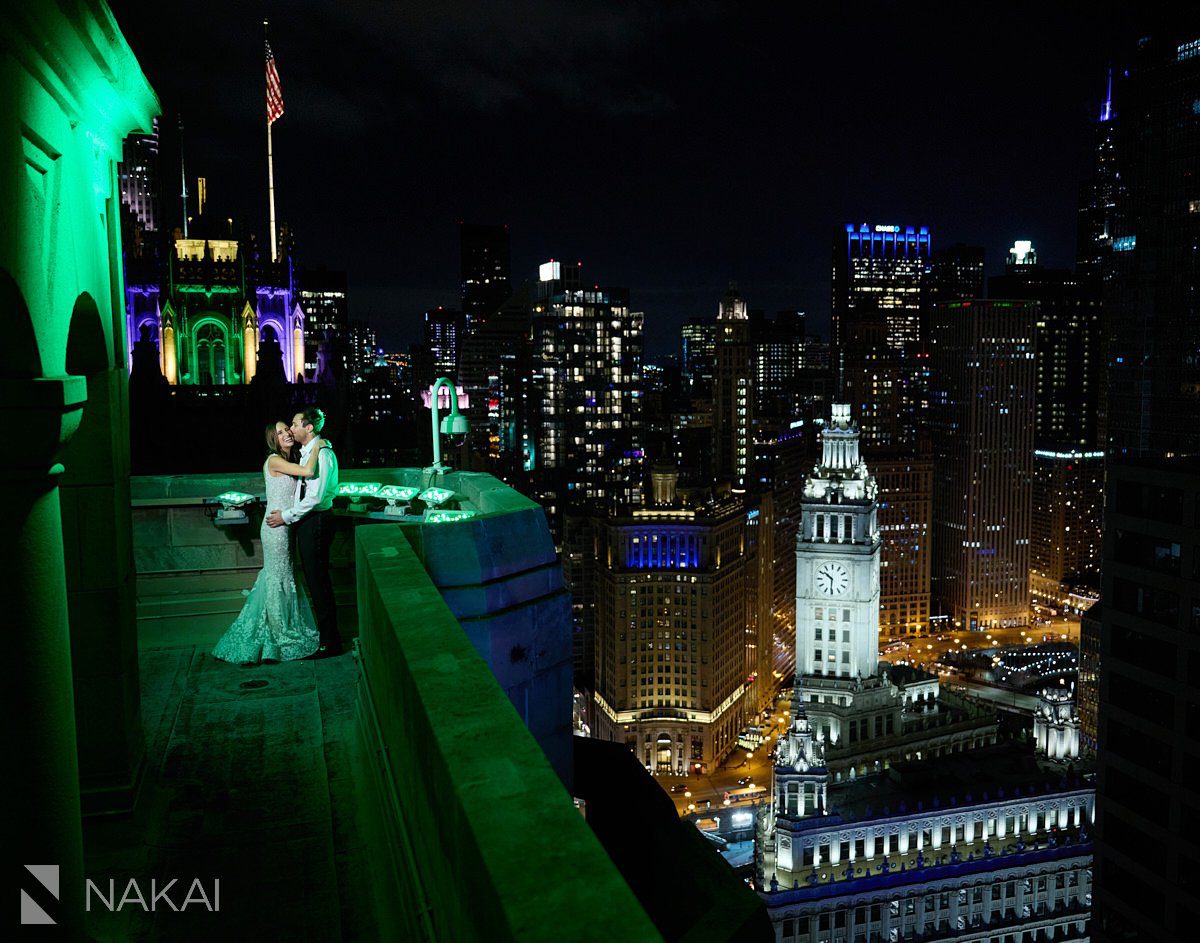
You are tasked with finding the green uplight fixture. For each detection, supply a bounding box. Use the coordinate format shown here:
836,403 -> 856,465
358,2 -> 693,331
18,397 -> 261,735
337,482 -> 382,497
418,487 -> 455,506
425,509 -> 477,524
429,376 -> 469,474
215,491 -> 256,507
211,490 -> 258,526
379,485 -> 420,517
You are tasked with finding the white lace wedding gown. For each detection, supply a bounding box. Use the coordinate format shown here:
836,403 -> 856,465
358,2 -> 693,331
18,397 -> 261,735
212,461 -> 320,664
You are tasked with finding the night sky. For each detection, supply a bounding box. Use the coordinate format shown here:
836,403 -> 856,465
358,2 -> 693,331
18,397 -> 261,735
112,1 -> 1140,354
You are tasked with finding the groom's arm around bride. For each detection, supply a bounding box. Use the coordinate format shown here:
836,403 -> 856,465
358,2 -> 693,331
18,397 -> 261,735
266,407 -> 342,655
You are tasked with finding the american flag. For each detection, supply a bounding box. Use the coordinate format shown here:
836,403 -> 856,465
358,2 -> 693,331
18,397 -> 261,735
266,39 -> 284,125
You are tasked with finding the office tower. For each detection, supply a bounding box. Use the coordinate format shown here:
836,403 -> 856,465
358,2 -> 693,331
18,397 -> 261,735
1077,69 -> 1122,283
348,320 -> 378,383
832,223 -> 930,356
423,307 -> 464,383
1104,32 -> 1200,458
929,301 -> 1036,630
752,310 -> 808,418
459,222 -> 511,331
1094,459 -> 1198,941
926,243 -> 985,307
872,446 -> 933,637
1092,28 -> 1200,943
834,225 -> 934,453
991,247 -> 1105,610
713,284 -> 753,489
118,116 -> 159,235
298,267 -> 348,378
754,424 -> 808,683
1078,603 -> 1101,751
590,476 -> 773,771
681,318 -> 717,393
529,260 -> 644,531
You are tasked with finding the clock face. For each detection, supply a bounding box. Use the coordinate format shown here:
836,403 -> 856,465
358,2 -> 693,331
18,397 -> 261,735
816,562 -> 850,597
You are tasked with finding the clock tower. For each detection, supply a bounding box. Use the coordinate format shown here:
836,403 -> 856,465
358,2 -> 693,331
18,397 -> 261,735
795,403 -> 880,683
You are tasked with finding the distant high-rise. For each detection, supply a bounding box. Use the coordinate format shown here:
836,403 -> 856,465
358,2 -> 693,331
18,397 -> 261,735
118,116 -> 160,234
833,224 -> 935,450
459,222 -> 511,330
930,301 -> 1036,630
423,307 -> 464,382
832,223 -> 930,357
1077,69 -> 1121,283
713,284 -> 753,489
990,251 -> 1104,609
680,318 -> 717,392
530,260 -> 643,529
298,267 -> 348,378
872,446 -> 933,638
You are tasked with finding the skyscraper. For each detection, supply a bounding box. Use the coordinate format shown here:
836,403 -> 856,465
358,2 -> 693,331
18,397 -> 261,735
298,266 -> 348,378
929,301 -> 1036,630
423,307 -> 464,383
713,284 -> 753,489
459,222 -> 511,330
1103,33 -> 1200,458
118,116 -> 160,235
1076,69 -> 1122,284
589,475 -> 774,772
529,260 -> 644,531
872,447 -> 933,638
990,246 -> 1105,610
832,223 -> 930,356
833,224 -> 935,451
681,318 -> 717,394
1093,28 -> 1200,943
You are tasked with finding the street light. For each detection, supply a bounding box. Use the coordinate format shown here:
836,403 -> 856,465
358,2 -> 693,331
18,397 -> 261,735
428,376 -> 469,476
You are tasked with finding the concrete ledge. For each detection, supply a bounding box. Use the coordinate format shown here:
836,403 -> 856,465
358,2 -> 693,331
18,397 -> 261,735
354,525 -> 661,942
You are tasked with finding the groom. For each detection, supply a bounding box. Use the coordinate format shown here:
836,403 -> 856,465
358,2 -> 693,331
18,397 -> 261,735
267,406 -> 343,657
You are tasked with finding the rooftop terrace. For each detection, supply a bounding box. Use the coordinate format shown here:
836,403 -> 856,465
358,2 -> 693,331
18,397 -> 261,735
86,468 -> 767,941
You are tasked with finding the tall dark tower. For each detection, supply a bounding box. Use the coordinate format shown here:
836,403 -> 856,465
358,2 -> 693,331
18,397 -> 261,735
459,222 -> 511,331
713,283 -> 752,489
1076,69 -> 1122,284
1093,27 -> 1200,943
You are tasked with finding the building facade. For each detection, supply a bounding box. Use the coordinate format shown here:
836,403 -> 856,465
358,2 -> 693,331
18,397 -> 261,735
713,285 -> 753,489
930,301 -> 1036,630
872,451 -> 933,637
1094,458 -> 1200,941
529,261 -> 644,532
591,483 -> 774,772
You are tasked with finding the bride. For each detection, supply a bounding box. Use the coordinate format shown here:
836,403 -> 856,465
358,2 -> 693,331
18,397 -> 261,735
213,421 -> 326,664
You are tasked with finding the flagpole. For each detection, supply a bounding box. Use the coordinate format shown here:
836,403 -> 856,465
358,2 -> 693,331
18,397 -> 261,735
265,18 -> 278,263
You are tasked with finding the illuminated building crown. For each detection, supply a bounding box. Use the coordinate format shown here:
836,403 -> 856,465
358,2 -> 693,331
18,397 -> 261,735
803,403 -> 876,503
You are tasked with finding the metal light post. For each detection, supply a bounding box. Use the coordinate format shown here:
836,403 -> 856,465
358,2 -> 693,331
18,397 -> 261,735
428,376 -> 469,475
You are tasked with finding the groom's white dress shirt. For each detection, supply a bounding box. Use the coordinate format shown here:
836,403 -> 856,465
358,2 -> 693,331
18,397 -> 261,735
282,438 -> 339,524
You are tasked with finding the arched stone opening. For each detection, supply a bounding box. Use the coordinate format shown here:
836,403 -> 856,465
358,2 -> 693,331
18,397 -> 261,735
60,290 -> 144,816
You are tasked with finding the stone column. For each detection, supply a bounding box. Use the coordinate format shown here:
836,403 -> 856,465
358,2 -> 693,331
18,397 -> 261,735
7,375 -> 87,936
59,364 -> 143,815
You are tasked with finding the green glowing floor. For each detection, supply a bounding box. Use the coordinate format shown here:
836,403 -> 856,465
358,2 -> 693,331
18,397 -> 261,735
83,646 -> 372,941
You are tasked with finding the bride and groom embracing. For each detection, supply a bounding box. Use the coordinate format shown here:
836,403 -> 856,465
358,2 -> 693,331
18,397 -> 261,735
213,406 -> 345,665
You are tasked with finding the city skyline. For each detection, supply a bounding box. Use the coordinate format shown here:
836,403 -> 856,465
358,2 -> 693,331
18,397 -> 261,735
110,0 -> 1140,352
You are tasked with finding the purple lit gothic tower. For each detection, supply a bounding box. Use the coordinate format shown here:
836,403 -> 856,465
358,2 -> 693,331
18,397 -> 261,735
124,234 -> 304,385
